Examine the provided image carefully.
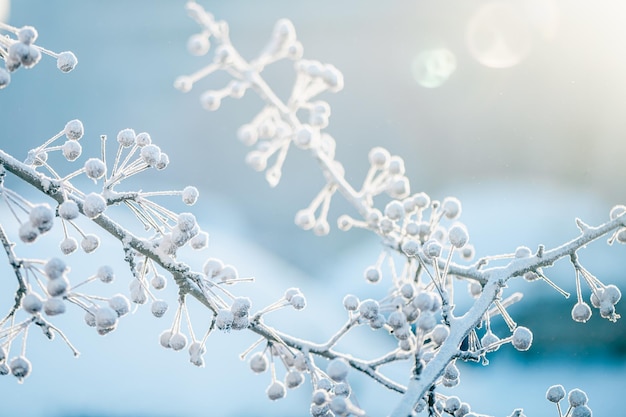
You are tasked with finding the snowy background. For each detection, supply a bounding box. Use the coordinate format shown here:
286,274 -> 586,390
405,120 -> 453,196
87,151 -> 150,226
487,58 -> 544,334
1,0 -> 625,416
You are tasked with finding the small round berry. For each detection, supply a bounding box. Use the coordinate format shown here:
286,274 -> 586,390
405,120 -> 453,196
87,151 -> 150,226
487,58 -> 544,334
359,299 -> 379,320
187,33 -> 210,56
599,301 -> 616,320
249,352 -> 268,373
159,330 -> 173,348
423,240 -> 442,258
95,306 -> 118,329
217,264 -> 238,282
364,266 -> 382,283
43,297 -> 66,316
58,200 -> 79,220
169,332 -> 187,351
56,51 -> 78,73
182,186 -> 199,205
151,300 -> 169,318
266,381 -> 286,401
95,265 -> 114,283
62,140 -> 82,161
369,313 -> 387,330
414,291 -> 434,312
203,258 -> 224,279
116,129 -> 136,148
44,258 -> 68,279
140,144 -> 161,167
327,358 -> 349,382
444,361 -> 459,380
84,158 -> 106,180
83,193 -> 107,219
368,147 -> 390,168
568,388 -> 588,407
384,200 -> 404,221
109,294 -> 130,317
481,331 -> 501,352
571,405 -> 592,417
342,294 -> 359,311
571,302 -> 592,323
151,274 -> 167,290
9,356 -> 31,382
430,324 -> 450,345
413,192 -> 431,209
64,119 -> 84,140
387,310 -> 408,330
285,370 -> 304,389
601,284 -> 621,305
441,197 -> 462,219
448,223 -> 469,249
417,311 -> 437,332
290,294 -> 306,310
512,326 -> 533,351
546,384 -> 566,403
312,389 -> 329,406
17,26 -> 38,44
47,275 -> 69,297
30,204 -> 54,233
19,222 -> 39,243
401,239 -> 420,257
21,293 -> 43,314
445,396 -> 462,413
200,91 -> 221,111
81,234 -> 100,253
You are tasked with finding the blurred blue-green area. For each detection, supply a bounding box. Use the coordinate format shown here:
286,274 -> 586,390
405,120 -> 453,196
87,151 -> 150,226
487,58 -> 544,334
1,1 -> 625,416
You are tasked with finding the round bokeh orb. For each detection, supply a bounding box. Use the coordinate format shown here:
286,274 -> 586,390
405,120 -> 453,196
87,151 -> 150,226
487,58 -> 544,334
467,2 -> 532,68
411,48 -> 457,88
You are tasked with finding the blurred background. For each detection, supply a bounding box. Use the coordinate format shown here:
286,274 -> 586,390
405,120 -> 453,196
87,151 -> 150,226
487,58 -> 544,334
1,0 -> 625,416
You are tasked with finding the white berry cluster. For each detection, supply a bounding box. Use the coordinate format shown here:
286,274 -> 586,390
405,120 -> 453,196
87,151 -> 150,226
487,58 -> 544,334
0,21 -> 77,89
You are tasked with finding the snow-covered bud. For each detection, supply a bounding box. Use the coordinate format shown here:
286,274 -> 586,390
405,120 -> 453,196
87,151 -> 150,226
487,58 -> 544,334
203,258 -> 224,279
18,26 -> 38,44
546,384 -> 566,403
19,222 -> 39,243
441,197 -> 462,219
159,330 -> 173,349
571,302 -> 592,323
58,200 -> 79,220
0,68 -> 10,89
117,128 -> 136,147
182,186 -> 199,205
423,239 -> 442,258
47,275 -> 69,297
402,239 -> 419,256
384,200 -> 404,221
81,234 -> 100,253
151,300 -> 169,318
83,193 -> 107,219
285,370 -> 304,389
109,294 -> 130,317
359,299 -> 379,320
368,147 -> 390,168
364,266 -> 382,283
169,332 -> 188,351
84,158 -> 106,180
151,274 -> 167,290
9,356 -> 31,382
511,326 -> 533,351
266,381 -> 286,401
343,294 -> 359,311
57,51 -> 78,73
430,324 -> 450,345
62,140 -> 82,161
30,204 -> 54,233
95,306 -> 118,334
568,389 -> 588,407
326,358 -> 349,382
44,258 -> 68,279
249,352 -> 268,373
190,231 -> 208,249
187,33 -> 210,56
448,223 -> 469,249
140,144 -> 161,167
177,213 -> 197,232
21,293 -> 43,314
